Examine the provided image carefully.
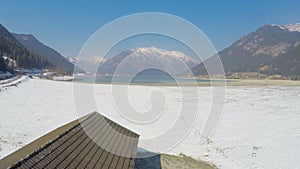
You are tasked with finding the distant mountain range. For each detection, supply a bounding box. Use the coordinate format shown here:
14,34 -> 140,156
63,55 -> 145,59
2,22 -> 300,79
70,55 -> 107,73
13,33 -> 75,73
191,23 -> 300,79
97,47 -> 198,76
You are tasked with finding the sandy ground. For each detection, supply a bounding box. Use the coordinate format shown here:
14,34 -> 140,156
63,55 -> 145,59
1,78 -> 300,169
225,79 -> 300,86
161,154 -> 216,169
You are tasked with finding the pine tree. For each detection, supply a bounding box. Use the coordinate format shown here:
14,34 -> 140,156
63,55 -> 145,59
0,54 -> 7,71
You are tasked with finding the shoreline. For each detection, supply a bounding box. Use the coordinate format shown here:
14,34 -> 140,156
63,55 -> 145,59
2,76 -> 300,90
224,78 -> 300,86
72,78 -> 300,87
72,74 -> 300,87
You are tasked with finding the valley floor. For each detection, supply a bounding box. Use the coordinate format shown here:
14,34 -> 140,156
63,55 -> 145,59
0,78 -> 300,169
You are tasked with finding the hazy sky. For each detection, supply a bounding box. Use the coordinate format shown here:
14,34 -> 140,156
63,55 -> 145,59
1,0 -> 300,57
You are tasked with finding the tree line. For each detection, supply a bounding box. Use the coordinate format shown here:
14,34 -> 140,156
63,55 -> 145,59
0,35 -> 53,71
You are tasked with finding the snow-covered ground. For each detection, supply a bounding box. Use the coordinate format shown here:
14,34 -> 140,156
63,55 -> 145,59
0,76 -> 27,88
0,78 -> 300,169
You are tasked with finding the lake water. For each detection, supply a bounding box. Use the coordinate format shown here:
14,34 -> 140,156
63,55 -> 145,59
73,75 -> 216,85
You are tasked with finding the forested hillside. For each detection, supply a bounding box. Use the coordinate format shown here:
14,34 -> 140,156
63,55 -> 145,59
0,24 -> 53,71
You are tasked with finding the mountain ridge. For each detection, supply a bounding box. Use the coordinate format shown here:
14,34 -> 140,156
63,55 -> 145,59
276,23 -> 300,32
98,47 -> 198,76
191,24 -> 300,80
13,33 -> 75,73
0,24 -> 53,71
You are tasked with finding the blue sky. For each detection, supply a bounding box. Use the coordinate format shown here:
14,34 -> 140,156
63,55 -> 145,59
1,0 -> 300,57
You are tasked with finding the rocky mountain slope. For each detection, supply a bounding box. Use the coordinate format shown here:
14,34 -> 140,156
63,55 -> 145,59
192,24 -> 300,79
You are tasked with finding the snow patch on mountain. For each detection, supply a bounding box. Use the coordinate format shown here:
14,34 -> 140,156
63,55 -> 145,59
98,47 -> 198,76
72,56 -> 107,73
276,23 -> 300,32
129,47 -> 197,63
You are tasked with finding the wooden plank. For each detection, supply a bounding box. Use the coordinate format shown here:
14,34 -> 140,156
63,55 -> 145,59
93,124 -> 120,168
102,127 -> 126,168
31,114 -> 98,168
109,129 -> 130,169
65,116 -> 105,169
83,119 -> 114,169
47,114 -> 101,168
115,131 -> 133,169
123,134 -> 139,169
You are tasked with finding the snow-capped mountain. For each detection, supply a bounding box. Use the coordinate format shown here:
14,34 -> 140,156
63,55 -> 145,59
74,56 -> 107,73
98,47 -> 198,76
67,56 -> 107,64
66,56 -> 77,64
129,47 -> 196,63
276,23 -> 300,32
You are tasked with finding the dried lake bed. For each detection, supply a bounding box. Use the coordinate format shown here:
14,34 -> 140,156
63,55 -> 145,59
0,78 -> 300,169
